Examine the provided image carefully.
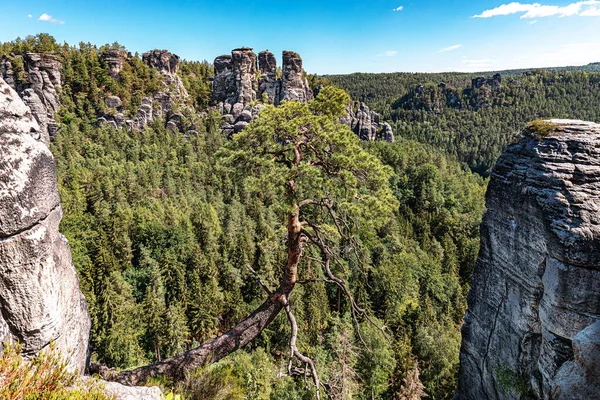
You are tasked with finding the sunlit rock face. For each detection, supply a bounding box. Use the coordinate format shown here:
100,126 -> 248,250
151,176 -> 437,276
1,52 -> 62,143
458,120 -> 600,399
212,49 -> 393,142
0,77 -> 90,373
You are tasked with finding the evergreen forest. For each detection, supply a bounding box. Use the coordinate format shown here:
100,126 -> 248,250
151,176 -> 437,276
1,33 -> 598,399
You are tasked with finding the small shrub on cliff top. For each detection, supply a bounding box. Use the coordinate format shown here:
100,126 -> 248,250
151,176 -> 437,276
524,119 -> 557,139
0,342 -> 113,400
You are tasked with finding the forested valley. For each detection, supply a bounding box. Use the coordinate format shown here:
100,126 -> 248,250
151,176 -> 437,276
1,34 -> 598,399
326,64 -> 600,175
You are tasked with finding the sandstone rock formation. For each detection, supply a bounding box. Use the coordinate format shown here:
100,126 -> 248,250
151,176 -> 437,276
458,119 -> 600,399
258,50 -> 280,103
472,73 -> 502,90
1,53 -> 63,143
550,321 -> 600,399
280,50 -> 313,103
341,101 -> 395,142
101,49 -> 128,79
142,49 -> 180,75
213,48 -> 313,109
213,48 -> 393,142
0,77 -> 90,373
98,49 -> 189,132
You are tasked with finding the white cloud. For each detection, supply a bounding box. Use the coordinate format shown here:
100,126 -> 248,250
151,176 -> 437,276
38,13 -> 64,24
581,5 -> 600,15
384,50 -> 398,56
393,6 -> 404,11
529,19 -> 538,23
473,1 -> 600,19
439,44 -> 462,53
28,14 -> 32,18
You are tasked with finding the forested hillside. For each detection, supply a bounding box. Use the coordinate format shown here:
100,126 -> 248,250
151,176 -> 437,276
326,67 -> 600,175
1,35 -> 492,399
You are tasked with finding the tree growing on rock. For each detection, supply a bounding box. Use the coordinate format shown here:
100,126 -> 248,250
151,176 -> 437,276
101,86 -> 397,397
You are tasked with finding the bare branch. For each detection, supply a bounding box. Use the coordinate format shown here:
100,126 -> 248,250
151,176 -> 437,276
280,295 -> 322,400
245,264 -> 273,296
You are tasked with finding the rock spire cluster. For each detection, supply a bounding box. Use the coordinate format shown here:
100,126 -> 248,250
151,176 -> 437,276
1,52 -> 62,143
213,48 -> 393,142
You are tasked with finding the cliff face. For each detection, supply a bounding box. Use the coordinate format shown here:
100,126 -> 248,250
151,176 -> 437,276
1,53 -> 62,143
341,101 -> 394,142
0,77 -> 90,373
458,120 -> 600,399
97,49 -> 188,132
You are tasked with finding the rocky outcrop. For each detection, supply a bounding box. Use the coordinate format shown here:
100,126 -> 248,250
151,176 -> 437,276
1,75 -> 163,398
213,48 -> 393,142
341,101 -> 394,142
258,50 -> 280,104
458,119 -> 600,399
213,48 -> 313,108
101,49 -> 128,79
98,49 -> 188,132
0,77 -> 90,373
1,53 -> 62,143
212,55 -> 235,105
550,321 -> 600,399
280,50 -> 313,103
231,48 -> 258,105
142,49 -> 180,75
472,73 -> 502,90
141,49 -> 188,128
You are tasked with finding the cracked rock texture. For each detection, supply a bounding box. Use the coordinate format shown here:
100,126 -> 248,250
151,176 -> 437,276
0,76 -> 90,373
213,49 -> 393,142
341,101 -> 395,142
213,48 -> 312,108
1,53 -> 62,143
458,119 -> 600,399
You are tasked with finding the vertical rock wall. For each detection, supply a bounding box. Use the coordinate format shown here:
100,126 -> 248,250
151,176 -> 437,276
0,77 -> 90,373
458,120 -> 600,399
1,53 -> 62,143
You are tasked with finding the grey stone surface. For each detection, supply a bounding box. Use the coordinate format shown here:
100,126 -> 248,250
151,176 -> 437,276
280,50 -> 313,104
232,48 -> 258,105
79,377 -> 164,400
105,96 -> 122,109
550,321 -> 600,399
101,381 -> 164,400
101,49 -> 128,79
342,101 -> 394,142
0,77 -> 90,373
142,49 -> 180,75
258,50 -> 280,104
458,119 -> 600,400
212,49 -> 393,142
1,53 -> 62,144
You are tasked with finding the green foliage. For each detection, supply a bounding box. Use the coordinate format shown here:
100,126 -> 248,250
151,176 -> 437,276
327,69 -> 600,175
496,365 -> 534,398
524,119 -> 557,139
0,342 -> 113,400
0,33 -> 490,398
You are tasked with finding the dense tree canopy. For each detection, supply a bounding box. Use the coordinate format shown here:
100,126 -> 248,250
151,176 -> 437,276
2,34 -> 489,399
326,68 -> 600,175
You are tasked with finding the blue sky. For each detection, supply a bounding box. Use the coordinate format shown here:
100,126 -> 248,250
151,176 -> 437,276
1,1 -> 599,74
